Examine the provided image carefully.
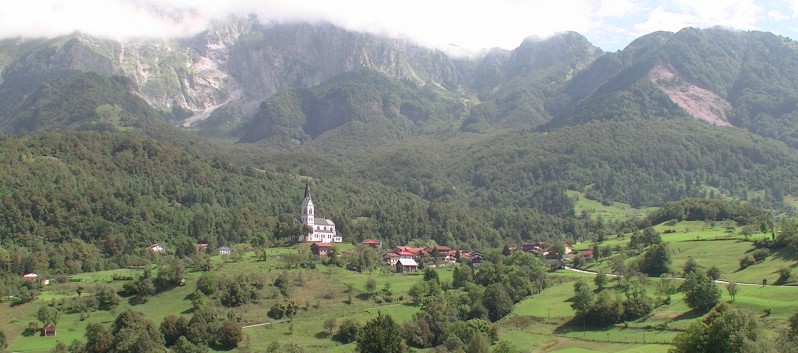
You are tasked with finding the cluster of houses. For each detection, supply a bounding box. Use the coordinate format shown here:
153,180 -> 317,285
310,239 -> 484,274
145,188 -> 595,276
308,238 -> 597,274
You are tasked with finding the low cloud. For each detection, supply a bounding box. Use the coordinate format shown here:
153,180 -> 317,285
0,0 -> 793,53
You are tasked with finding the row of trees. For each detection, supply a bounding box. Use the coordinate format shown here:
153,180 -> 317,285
400,251 -> 545,351
48,307 -> 244,353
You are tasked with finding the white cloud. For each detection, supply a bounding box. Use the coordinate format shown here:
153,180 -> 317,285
675,0 -> 762,29
0,0 -> 212,39
769,9 -> 789,19
632,0 -> 762,37
633,5 -> 697,35
597,0 -> 641,18
0,0 -> 793,53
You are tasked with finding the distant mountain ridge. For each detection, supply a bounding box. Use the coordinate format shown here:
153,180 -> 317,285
1,21 -> 798,150
552,28 -> 798,145
0,18 -> 603,137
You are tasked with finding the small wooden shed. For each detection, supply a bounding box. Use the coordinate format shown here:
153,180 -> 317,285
41,323 -> 56,336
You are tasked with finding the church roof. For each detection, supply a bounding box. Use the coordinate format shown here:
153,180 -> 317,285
315,218 -> 335,226
304,182 -> 311,199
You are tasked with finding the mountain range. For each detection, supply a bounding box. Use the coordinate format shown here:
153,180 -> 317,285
1,17 -> 798,219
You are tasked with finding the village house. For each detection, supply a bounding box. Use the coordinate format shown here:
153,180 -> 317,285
311,242 -> 332,257
146,243 -> 165,253
522,242 -> 545,253
295,183 -> 342,243
394,246 -> 427,260
383,252 -> 400,266
426,245 -> 452,258
544,251 -> 564,270
397,258 -> 419,274
580,250 -> 594,261
22,273 -> 38,281
218,246 -> 231,255
362,239 -> 382,249
469,251 -> 484,266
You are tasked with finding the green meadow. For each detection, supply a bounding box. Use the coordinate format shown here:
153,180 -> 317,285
569,191 -> 655,223
3,208 -> 798,353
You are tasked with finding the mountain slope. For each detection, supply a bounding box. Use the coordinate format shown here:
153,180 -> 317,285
0,72 -> 160,132
551,28 -> 798,148
238,69 -> 466,145
354,118 -> 798,211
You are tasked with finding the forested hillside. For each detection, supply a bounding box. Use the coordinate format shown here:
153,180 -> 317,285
0,72 -> 160,132
238,69 -> 466,144
1,23 -> 798,278
0,130 -> 615,278
353,118 -> 798,211
553,28 -> 798,148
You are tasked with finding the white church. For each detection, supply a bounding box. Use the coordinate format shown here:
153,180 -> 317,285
296,183 -> 342,243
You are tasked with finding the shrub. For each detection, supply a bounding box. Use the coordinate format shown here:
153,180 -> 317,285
705,266 -> 721,281
751,248 -> 770,263
334,319 -> 360,343
739,256 -> 755,269
216,320 -> 243,349
778,267 -> 792,283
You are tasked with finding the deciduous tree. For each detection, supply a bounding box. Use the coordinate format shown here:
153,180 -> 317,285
682,271 -> 720,313
356,312 -> 406,353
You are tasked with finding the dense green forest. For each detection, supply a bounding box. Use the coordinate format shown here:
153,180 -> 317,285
353,118 -> 798,211
0,130 -> 609,278
2,120 -> 794,280
0,26 -> 797,283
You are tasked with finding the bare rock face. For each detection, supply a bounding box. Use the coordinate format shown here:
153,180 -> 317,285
649,61 -> 732,127
226,22 -> 469,100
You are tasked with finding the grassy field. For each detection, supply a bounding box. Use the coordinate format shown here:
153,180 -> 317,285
501,265 -> 798,353
4,219 -> 797,353
2,246 -> 448,353
568,190 -> 656,223
576,219 -> 794,286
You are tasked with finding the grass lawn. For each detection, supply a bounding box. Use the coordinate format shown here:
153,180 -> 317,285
569,190 -> 655,223
5,234 -> 797,353
507,261 -> 798,353
576,220 -> 795,285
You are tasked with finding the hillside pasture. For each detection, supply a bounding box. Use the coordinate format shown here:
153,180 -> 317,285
569,190 -> 654,222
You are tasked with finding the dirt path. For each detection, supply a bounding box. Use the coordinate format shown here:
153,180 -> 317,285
562,266 -> 771,287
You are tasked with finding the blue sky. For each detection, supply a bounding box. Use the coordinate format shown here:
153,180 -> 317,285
0,0 -> 796,53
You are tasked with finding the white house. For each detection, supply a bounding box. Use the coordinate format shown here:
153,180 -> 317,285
295,183 -> 342,243
218,246 -> 231,255
146,243 -> 165,253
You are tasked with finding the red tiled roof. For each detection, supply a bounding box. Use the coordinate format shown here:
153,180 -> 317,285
362,239 -> 381,244
397,246 -> 425,253
384,253 -> 400,257
311,242 -> 332,248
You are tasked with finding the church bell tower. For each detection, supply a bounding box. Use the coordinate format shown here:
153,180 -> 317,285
300,183 -> 315,228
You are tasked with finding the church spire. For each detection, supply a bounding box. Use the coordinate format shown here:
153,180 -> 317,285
304,182 -> 311,199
